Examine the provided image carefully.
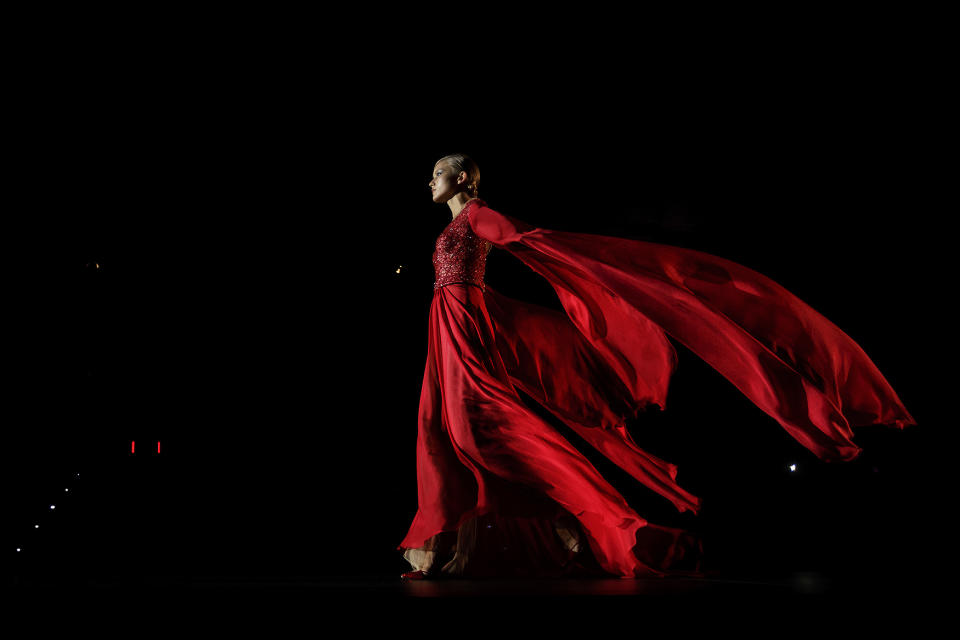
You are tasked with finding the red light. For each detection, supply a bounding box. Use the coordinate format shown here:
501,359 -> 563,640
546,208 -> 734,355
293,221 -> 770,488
157,440 -> 161,454
131,440 -> 135,454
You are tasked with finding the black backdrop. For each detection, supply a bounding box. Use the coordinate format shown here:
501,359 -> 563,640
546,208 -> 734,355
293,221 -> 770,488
5,56 -> 940,585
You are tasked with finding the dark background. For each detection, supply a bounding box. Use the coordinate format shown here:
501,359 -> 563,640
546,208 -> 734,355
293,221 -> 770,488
4,37 -> 943,586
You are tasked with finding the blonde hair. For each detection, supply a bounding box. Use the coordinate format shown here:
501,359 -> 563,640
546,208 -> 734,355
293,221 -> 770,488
436,153 -> 480,198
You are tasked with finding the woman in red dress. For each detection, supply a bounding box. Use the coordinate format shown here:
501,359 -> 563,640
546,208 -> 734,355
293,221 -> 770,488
397,153 -> 916,580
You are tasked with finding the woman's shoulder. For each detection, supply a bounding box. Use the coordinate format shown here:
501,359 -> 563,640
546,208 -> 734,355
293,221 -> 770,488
467,197 -> 487,210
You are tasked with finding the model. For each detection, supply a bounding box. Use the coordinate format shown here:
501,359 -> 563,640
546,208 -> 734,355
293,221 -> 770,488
397,153 -> 916,580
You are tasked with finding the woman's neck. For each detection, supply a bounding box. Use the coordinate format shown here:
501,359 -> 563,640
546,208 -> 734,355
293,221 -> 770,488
450,195 -> 479,220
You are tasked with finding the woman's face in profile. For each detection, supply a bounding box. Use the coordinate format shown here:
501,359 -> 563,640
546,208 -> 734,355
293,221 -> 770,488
429,161 -> 461,203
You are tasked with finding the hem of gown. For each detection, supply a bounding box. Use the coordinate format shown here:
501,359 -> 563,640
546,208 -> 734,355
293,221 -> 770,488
399,505 -> 703,579
396,502 -> 495,555
398,502 -> 607,576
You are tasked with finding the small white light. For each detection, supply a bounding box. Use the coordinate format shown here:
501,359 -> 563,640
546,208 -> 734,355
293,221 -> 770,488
35,525 -> 39,529
50,505 -> 56,510
65,488 -> 70,492
16,548 -> 21,552
789,464 -> 797,472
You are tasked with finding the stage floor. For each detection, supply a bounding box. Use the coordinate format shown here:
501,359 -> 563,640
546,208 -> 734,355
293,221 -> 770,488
7,572 -> 944,630
9,570 -> 932,597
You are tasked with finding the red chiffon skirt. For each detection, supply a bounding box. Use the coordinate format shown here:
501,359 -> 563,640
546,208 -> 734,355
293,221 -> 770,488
397,283 -> 702,578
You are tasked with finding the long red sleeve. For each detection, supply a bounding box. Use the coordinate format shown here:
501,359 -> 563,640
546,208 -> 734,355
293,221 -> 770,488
469,203 -> 916,468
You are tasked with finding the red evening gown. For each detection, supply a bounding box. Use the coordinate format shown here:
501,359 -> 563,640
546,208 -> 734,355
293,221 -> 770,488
397,198 -> 916,579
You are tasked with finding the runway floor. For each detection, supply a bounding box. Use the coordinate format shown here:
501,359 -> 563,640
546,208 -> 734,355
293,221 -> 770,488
6,571 -> 945,630
9,569 -> 936,597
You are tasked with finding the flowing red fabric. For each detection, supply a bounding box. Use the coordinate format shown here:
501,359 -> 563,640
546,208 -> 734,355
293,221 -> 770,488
469,203 -> 916,460
397,199 -> 916,579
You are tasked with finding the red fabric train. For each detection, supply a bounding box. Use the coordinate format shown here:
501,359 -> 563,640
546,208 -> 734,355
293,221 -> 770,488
397,198 -> 915,579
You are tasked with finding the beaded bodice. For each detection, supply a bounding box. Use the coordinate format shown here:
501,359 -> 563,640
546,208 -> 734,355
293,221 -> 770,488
433,198 -> 493,291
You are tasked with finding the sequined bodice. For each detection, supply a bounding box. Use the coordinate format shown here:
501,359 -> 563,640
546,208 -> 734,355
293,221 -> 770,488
433,198 -> 493,291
